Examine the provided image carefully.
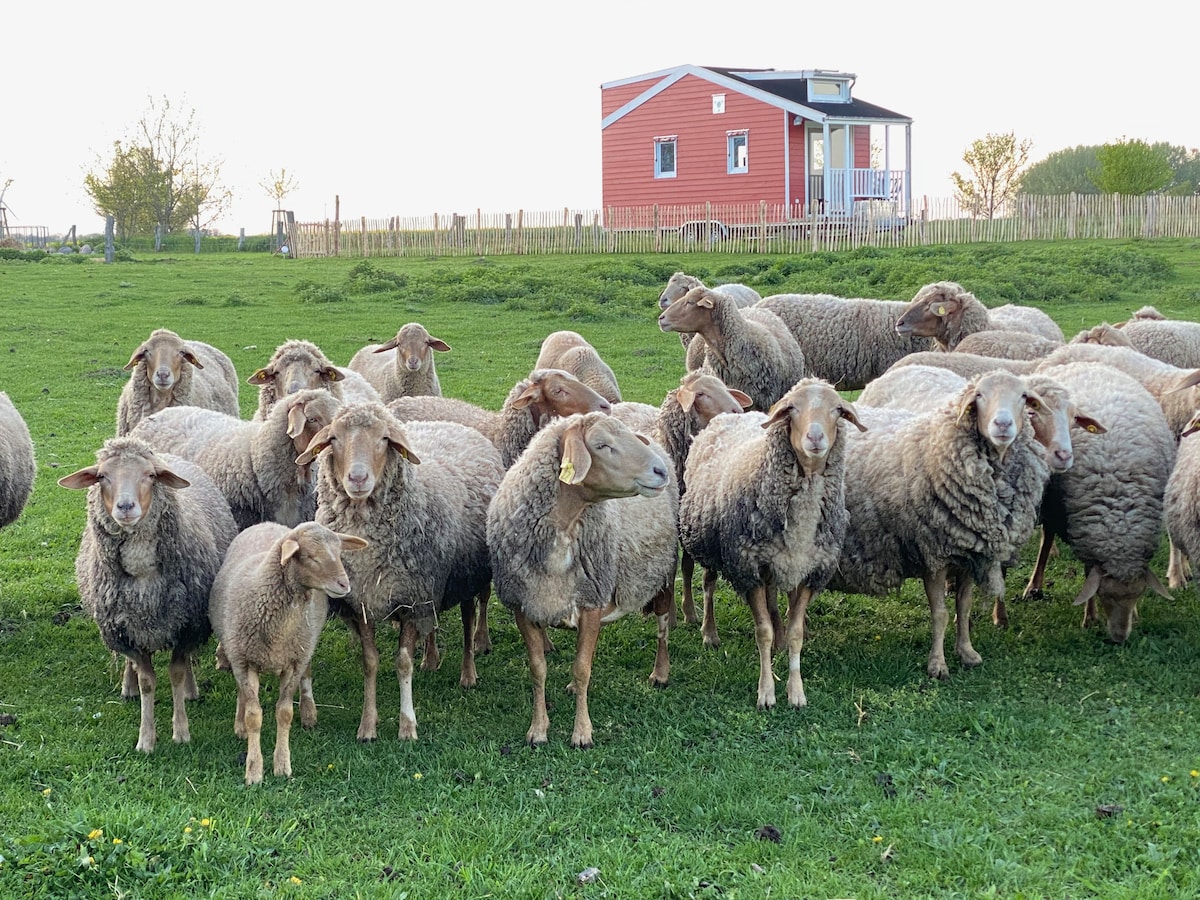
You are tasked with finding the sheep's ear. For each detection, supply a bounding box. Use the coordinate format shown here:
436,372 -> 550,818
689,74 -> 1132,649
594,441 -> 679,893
323,366 -> 345,383
511,382 -> 544,410
246,367 -> 274,385
181,349 -> 204,370
153,463 -> 191,490
930,293 -> 960,317
956,388 -> 980,426
286,402 -> 308,439
280,539 -> 301,565
339,534 -> 370,553
635,432 -> 651,446
1145,567 -> 1173,600
676,386 -> 696,413
428,338 -> 451,353
1167,369 -> 1200,394
839,401 -> 868,432
58,467 -> 100,489
730,389 -> 754,410
123,347 -> 148,371
1074,413 -> 1107,435
387,426 -> 421,465
558,423 -> 592,484
695,292 -> 716,309
1073,566 -> 1102,606
296,426 -> 333,465
762,399 -> 792,429
374,337 -> 401,353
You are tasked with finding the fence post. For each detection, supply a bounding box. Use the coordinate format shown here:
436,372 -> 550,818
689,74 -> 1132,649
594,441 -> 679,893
574,213 -> 583,249
517,210 -> 524,255
361,216 -> 368,257
104,216 -> 115,263
654,205 -> 661,253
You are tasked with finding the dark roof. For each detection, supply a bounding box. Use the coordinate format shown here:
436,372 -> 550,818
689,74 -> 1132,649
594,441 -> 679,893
705,66 -> 909,121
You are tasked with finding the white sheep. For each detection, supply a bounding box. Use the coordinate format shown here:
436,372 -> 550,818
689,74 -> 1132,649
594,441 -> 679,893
953,329 -> 1063,360
534,331 -> 622,403
658,285 -> 805,412
248,338 -> 347,420
296,403 -> 503,740
347,322 -> 450,402
657,272 -> 762,352
1114,309 -> 1200,369
208,520 -> 368,784
487,411 -> 675,747
895,281 -> 1064,352
753,292 -> 931,390
116,328 -> 240,436
58,438 -> 238,752
0,392 -> 35,529
680,380 -> 866,708
128,388 -> 341,530
1165,411 -> 1200,588
831,371 -> 1051,679
1069,323 -> 1134,348
883,350 -> 1036,380
1023,361 -> 1175,641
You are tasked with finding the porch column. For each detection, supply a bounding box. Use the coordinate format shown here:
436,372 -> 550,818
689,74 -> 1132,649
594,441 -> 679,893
905,124 -> 913,220
822,119 -> 831,216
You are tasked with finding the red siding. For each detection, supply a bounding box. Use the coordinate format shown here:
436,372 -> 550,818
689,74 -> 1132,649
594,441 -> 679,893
854,125 -> 871,168
601,77 -> 657,119
602,74 -> 794,212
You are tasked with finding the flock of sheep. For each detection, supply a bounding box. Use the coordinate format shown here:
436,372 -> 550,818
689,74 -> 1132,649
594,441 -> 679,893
4,273 -> 1200,785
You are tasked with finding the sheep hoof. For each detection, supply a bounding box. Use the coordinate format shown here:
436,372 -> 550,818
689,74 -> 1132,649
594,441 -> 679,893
398,720 -> 418,741
571,735 -> 594,750
701,634 -> 720,650
473,637 -> 493,656
525,732 -> 548,748
960,650 -> 983,668
1023,589 -> 1044,602
648,674 -> 669,689
927,661 -> 950,680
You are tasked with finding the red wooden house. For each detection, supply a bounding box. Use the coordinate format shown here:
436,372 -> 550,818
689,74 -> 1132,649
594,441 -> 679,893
601,65 -> 912,231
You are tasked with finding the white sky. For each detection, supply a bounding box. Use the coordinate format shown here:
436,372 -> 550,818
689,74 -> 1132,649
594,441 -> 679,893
4,0 -> 1196,237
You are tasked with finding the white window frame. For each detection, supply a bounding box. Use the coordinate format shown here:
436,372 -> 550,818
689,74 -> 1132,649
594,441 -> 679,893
806,79 -> 850,103
727,131 -> 748,174
654,136 -> 677,179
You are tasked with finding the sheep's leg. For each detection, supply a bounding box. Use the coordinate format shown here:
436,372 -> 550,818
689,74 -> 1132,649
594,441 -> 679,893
785,586 -> 813,708
183,652 -> 199,701
239,669 -> 264,785
515,611 -> 550,746
768,582 -> 784,655
274,665 -> 302,779
298,662 -> 317,730
923,570 -> 951,680
121,657 -> 138,700
747,584 -> 776,709
1168,537 -> 1191,589
701,567 -> 721,648
1081,597 -> 1100,629
396,621 -> 419,741
130,651 -> 157,753
168,648 -> 192,744
345,615 -> 380,742
679,551 -> 698,625
234,670 -> 248,739
649,585 -> 672,688
473,587 -> 493,655
1022,526 -> 1055,602
953,574 -> 982,668
420,629 -> 441,673
570,607 -> 601,749
541,626 -> 558,654
459,594 -> 479,689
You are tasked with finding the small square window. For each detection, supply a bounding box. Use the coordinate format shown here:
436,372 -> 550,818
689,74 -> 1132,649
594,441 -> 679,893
727,133 -> 748,174
712,93 -> 725,114
655,138 -> 677,179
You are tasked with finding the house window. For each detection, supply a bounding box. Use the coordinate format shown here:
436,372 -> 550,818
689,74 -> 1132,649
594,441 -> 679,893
654,136 -> 677,178
807,79 -> 850,103
712,93 -> 725,114
727,131 -> 748,174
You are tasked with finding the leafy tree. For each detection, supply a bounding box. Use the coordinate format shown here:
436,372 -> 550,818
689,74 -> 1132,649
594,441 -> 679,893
1090,139 -> 1172,195
1154,143 -> 1200,195
260,168 -> 300,211
950,132 -> 1033,218
1017,145 -> 1101,195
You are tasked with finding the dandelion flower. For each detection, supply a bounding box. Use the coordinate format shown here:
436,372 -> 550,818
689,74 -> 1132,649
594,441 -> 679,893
413,772 -> 423,781
1191,770 -> 1199,778
290,876 -> 302,885
1162,776 -> 1171,783
200,818 -> 212,828
872,835 -> 883,843
41,788 -> 52,797
113,838 -> 123,845
87,829 -> 103,841
184,826 -> 193,834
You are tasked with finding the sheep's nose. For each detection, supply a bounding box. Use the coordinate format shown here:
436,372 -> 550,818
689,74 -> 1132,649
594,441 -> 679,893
1054,448 -> 1073,466
598,399 -> 612,413
652,463 -> 668,482
116,498 -> 136,512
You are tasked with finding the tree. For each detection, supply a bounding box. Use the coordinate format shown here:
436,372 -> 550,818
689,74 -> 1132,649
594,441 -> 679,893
259,168 -> 300,211
1089,139 -> 1173,195
950,132 -> 1033,218
1154,143 -> 1200,196
1016,145 -> 1101,195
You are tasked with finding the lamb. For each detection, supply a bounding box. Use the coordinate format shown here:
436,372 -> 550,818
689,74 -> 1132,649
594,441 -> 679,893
58,438 -> 238,752
116,329 -> 240,436
753,292 -> 931,390
0,392 -> 35,529
658,285 -> 805,412
534,331 -> 622,403
296,403 -> 503,740
883,350 -> 1036,380
953,329 -> 1063,360
208,521 -> 368,784
487,411 -> 676,747
830,371 -> 1051,678
1023,361 -> 1175,641
1113,309 -> 1200,369
347,322 -> 450,402
1165,412 -> 1200,588
128,388 -> 341,530
680,380 -> 865,708
894,281 -> 1065,352
1069,323 -> 1134,348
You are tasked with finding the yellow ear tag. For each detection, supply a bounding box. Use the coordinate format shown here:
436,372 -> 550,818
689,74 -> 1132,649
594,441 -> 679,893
1087,425 -> 1099,433
937,305 -> 947,315
559,457 -> 575,484
400,447 -> 409,460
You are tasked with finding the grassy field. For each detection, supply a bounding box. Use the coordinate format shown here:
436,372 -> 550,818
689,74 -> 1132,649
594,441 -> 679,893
2,239 -> 1200,897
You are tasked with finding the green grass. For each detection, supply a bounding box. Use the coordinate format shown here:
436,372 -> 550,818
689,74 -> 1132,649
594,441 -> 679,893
3,240 -> 1200,897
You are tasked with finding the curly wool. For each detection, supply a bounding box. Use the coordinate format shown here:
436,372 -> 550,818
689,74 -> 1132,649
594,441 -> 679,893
252,339 -> 345,420
0,392 -> 35,529
886,350 -> 1036,380
116,331 -> 240,436
953,329 -> 1063,360
1115,316 -> 1200,370
535,332 -> 622,404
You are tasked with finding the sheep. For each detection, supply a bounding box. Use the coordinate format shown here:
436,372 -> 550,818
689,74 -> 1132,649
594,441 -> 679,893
884,350 -> 1036,380
753,292 -> 931,390
1113,310 -> 1200,369
658,285 -> 805,412
953,329 -> 1063,360
1165,411 -> 1200,589
1023,361 -> 1175,641
116,329 -> 240,436
208,521 -> 367,784
296,403 -> 502,740
613,373 -> 753,630
347,322 -> 450,402
894,281 -> 1064,352
680,380 -> 865,708
0,392 -> 35,529
534,331 -> 622,403
248,338 -> 347,420
58,438 -> 238,752
128,388 -> 341,530
657,272 -> 762,351
1069,323 -> 1134,348
487,411 -> 676,747
829,371 -> 1051,679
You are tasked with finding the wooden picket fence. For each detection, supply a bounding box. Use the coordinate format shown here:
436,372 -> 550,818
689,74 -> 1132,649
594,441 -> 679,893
289,194 -> 1200,259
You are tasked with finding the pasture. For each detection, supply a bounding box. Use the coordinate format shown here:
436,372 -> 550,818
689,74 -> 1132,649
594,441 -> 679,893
2,239 -> 1200,897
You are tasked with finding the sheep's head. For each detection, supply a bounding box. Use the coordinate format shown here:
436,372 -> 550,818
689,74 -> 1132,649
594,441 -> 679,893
58,437 -> 190,529
248,339 -> 344,396
658,286 -> 721,335
1069,323 -> 1133,348
1074,564 -> 1173,644
280,521 -> 369,600
296,403 -> 420,501
512,369 -> 612,419
374,323 -> 450,372
556,412 -> 669,501
762,379 -> 865,475
658,272 -> 703,311
955,371 -> 1042,461
124,329 -> 202,394
895,281 -> 975,346
676,371 -> 752,428
282,389 -> 343,458
1021,375 -> 1106,473
1130,305 -> 1166,321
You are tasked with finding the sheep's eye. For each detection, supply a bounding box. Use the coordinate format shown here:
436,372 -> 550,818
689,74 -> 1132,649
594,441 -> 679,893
1026,398 -> 1041,411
